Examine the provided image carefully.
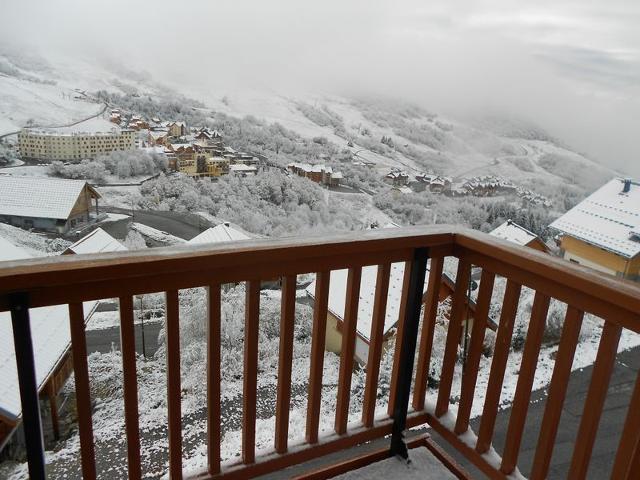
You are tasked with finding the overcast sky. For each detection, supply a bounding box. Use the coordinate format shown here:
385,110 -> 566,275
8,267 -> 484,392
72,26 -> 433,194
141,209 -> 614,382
1,0 -> 639,174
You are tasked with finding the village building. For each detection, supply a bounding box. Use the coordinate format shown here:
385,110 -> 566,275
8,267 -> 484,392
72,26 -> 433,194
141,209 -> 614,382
550,178 -> 640,281
62,227 -> 127,255
287,163 -> 342,187
230,164 -> 258,177
0,176 -> 101,234
167,121 -> 188,138
18,128 -> 136,162
0,236 -> 97,455
384,169 -> 410,187
148,130 -> 169,146
305,262 -> 484,365
187,222 -> 252,245
490,220 -> 549,253
195,127 -> 222,143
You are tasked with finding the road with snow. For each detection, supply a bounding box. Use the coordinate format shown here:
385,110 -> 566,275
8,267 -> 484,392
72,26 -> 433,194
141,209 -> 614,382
0,100 -> 108,140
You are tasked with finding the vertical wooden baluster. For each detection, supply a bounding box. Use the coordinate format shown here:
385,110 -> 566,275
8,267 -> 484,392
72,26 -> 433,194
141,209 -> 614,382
530,306 -> 583,480
412,256 -> 444,411
69,302 -> 97,480
500,292 -> 550,474
306,271 -> 330,444
119,296 -> 141,480
165,290 -> 182,479
11,293 -> 46,480
335,267 -> 362,435
387,262 -> 413,416
207,284 -> 221,475
454,270 -> 495,434
475,279 -> 522,453
435,260 -> 472,417
243,281 -> 260,464
568,321 -> 622,479
611,370 -> 640,479
362,263 -> 391,427
275,276 -> 296,453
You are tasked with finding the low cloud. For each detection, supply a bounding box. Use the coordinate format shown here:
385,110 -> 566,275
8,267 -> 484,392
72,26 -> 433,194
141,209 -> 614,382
1,0 -> 638,174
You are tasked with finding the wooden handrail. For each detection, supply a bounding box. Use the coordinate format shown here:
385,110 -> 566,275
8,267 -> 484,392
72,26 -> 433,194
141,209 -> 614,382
4,225 -> 640,479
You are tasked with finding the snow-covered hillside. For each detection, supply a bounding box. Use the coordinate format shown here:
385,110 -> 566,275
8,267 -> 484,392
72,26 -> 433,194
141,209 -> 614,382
189,87 -> 616,192
0,49 -> 160,135
0,48 -> 616,196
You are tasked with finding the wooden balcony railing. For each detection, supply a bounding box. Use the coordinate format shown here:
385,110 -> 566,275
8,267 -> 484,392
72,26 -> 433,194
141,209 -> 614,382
2,225 -> 640,479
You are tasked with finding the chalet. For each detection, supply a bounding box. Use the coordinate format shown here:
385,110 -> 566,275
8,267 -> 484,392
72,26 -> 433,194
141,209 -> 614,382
195,127 -> 222,143
148,130 -> 169,146
0,176 -> 100,234
0,236 -> 97,454
305,262 -> 483,365
384,169 -> 410,186
287,163 -> 342,187
550,178 -> 640,281
63,227 -> 127,255
168,121 -> 187,138
490,220 -> 549,253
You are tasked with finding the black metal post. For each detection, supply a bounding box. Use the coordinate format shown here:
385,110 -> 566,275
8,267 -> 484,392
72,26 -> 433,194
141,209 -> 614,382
10,292 -> 46,480
390,247 -> 429,459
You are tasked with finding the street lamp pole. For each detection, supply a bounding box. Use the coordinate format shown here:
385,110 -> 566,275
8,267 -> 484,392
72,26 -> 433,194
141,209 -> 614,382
139,296 -> 146,359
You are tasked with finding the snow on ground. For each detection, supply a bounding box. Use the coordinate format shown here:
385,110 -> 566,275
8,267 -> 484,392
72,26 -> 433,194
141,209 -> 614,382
0,165 -> 51,177
0,222 -> 50,256
0,49 -> 160,136
0,74 -> 100,135
42,115 -> 115,134
101,212 -> 130,223
97,185 -> 141,208
131,222 -> 185,245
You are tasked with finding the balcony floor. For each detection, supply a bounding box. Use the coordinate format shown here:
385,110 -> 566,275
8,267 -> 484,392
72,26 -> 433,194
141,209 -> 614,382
334,448 -> 457,479
435,345 -> 640,478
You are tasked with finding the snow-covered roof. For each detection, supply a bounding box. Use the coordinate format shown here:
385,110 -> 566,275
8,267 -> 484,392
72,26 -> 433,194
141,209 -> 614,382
169,143 -> 193,151
394,186 -> 413,194
549,178 -> 640,258
490,220 -> 539,247
306,263 -> 429,341
187,223 -> 252,245
230,164 -> 257,172
64,228 -> 127,255
0,236 -> 96,422
0,176 -> 98,220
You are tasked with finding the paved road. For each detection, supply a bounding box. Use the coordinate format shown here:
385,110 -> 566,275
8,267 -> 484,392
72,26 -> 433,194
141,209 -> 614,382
432,346 -> 640,479
101,207 -> 212,242
86,322 -> 163,357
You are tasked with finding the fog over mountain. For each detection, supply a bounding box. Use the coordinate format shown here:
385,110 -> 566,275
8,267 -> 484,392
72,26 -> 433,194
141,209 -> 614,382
1,0 -> 638,174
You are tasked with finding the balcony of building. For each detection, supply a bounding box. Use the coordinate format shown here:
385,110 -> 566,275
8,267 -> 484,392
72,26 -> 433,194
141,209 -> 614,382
1,225 -> 639,479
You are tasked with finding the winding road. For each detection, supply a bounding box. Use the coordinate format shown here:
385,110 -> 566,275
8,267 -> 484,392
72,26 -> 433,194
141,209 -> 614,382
0,99 -> 109,140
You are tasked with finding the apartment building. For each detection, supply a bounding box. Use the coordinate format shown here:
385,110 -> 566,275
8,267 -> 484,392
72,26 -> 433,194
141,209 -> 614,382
18,128 -> 136,162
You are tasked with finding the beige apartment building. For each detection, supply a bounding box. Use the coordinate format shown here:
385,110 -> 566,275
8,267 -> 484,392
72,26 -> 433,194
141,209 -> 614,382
18,128 -> 136,162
